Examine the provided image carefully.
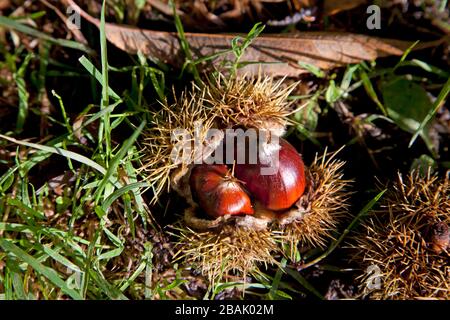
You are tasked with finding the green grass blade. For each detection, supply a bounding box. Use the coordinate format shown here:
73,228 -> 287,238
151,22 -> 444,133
0,239 -> 83,300
229,22 -> 265,77
100,0 -> 112,159
299,189 -> 387,270
169,0 -> 201,84
409,77 -> 450,148
268,258 -> 287,299
78,56 -> 121,100
119,242 -> 152,292
101,181 -> 149,211
402,59 -> 450,78
14,53 -> 33,133
0,222 -> 105,252
0,16 -> 93,54
7,198 -> 46,220
123,160 -> 149,225
393,40 -> 419,71
37,243 -> 83,274
284,268 -> 324,299
94,120 -> 146,204
0,133 -> 108,177
297,61 -> 325,78
360,70 -> 387,116
51,90 -> 73,134
87,268 -> 128,300
10,271 -> 28,300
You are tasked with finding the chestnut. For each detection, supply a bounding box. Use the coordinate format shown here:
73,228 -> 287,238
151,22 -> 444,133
190,164 -> 254,218
234,138 -> 306,211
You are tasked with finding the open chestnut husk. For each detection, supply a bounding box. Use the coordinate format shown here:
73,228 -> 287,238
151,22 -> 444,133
349,171 -> 450,300
141,76 -> 352,284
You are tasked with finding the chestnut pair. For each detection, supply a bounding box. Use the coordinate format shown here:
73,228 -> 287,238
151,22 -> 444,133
190,138 -> 306,218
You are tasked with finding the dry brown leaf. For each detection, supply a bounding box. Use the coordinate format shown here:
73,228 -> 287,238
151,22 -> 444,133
147,0 -> 184,17
324,0 -> 367,16
0,0 -> 11,11
67,0 -> 445,77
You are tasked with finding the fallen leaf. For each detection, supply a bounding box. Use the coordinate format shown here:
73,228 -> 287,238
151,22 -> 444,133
147,0 -> 182,17
324,0 -> 367,16
67,0 -> 445,77
0,0 -> 10,11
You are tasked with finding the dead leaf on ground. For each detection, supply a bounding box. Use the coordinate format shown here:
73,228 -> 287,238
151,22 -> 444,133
67,0 -> 445,77
147,0 -> 181,17
0,0 -> 11,11
323,0 -> 367,16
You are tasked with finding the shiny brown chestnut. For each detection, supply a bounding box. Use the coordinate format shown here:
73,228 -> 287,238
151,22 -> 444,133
190,164 -> 254,218
234,138 -> 306,211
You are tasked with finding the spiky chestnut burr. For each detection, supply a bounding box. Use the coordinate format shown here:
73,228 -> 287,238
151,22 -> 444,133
141,75 -> 352,284
172,213 -> 279,285
140,86 -> 221,204
350,171 -> 450,300
208,74 -> 300,137
272,150 -> 352,259
140,76 -> 299,204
